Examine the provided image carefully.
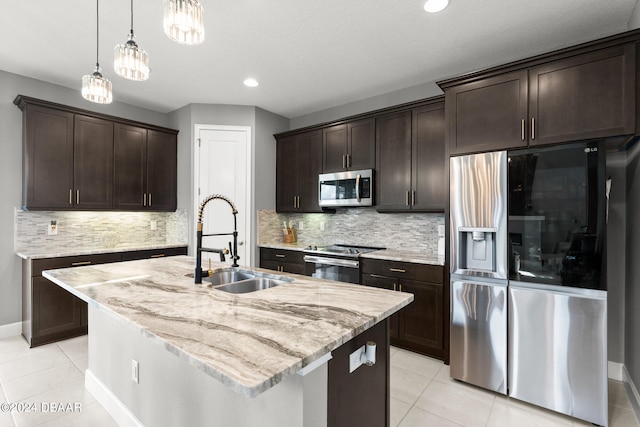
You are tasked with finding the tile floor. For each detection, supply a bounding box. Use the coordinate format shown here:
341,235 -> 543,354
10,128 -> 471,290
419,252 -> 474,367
0,335 -> 638,427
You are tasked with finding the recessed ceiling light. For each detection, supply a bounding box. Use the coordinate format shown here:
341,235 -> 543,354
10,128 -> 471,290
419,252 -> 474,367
424,0 -> 449,13
243,78 -> 259,87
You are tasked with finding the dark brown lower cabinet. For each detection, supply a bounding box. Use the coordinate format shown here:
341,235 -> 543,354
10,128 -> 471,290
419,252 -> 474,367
259,247 -> 306,274
22,247 -> 187,347
361,258 -> 445,360
328,319 -> 389,427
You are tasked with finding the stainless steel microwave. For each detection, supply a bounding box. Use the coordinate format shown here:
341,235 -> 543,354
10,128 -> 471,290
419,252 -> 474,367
318,169 -> 373,207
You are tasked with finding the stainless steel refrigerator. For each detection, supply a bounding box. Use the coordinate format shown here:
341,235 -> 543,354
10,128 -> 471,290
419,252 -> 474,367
449,143 -> 608,426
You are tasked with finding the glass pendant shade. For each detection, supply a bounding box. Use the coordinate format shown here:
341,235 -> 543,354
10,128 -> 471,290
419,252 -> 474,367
82,67 -> 113,104
114,34 -> 150,81
163,0 -> 205,45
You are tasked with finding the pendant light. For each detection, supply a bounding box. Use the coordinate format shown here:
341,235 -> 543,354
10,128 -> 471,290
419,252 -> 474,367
163,0 -> 205,45
82,0 -> 113,104
114,0 -> 149,81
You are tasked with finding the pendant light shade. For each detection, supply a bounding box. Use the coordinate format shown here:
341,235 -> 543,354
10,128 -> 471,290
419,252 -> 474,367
82,67 -> 113,104
82,0 -> 113,104
114,0 -> 149,81
163,0 -> 205,45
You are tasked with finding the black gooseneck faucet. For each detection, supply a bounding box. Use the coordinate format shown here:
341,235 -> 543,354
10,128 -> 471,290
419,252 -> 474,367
195,194 -> 240,284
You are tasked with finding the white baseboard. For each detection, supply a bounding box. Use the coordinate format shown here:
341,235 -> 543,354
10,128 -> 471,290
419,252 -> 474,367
85,369 -> 144,427
0,322 -> 22,340
609,361 -> 625,381
623,366 -> 640,422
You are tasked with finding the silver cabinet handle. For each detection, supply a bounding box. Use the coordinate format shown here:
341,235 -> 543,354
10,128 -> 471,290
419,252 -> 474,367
76,190 -> 80,205
71,261 -> 92,266
393,283 -> 397,291
411,190 -> 416,206
275,254 -> 286,258
69,189 -> 73,205
531,117 -> 535,140
342,155 -> 346,169
149,193 -> 152,207
405,191 -> 410,206
399,284 -> 403,292
297,196 -> 300,208
143,193 -> 147,207
521,119 -> 525,141
347,153 -> 351,168
390,268 -> 406,273
293,196 -> 297,208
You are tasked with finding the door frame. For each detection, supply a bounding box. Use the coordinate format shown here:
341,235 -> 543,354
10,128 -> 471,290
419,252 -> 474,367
193,124 -> 253,267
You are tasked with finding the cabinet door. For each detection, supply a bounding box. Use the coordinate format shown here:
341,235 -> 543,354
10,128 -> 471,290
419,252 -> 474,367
347,118 -> 375,170
32,277 -> 83,340
74,115 -> 114,209
412,104 -> 445,211
146,130 -> 177,211
276,135 -> 298,212
323,124 -> 348,172
23,105 -> 74,209
529,44 -> 636,146
376,110 -> 412,211
296,130 -> 323,212
114,123 -> 147,210
398,279 -> 443,357
360,274 -> 399,339
446,70 -> 528,155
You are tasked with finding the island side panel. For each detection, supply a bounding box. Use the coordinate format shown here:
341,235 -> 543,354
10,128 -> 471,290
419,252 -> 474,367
86,306 -> 328,427
327,318 -> 390,427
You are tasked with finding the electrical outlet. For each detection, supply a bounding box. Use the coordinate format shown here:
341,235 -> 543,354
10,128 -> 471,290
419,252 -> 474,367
47,220 -> 58,236
132,359 -> 139,383
349,345 -> 365,373
320,222 -> 325,231
150,220 -> 157,231
298,221 -> 304,230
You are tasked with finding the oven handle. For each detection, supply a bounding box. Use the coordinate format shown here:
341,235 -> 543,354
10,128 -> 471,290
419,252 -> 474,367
303,255 -> 359,268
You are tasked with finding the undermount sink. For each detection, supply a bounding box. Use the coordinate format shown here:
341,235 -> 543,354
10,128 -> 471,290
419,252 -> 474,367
204,269 -> 293,294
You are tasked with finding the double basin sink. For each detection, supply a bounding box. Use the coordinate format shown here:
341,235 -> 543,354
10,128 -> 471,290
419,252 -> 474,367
204,269 -> 293,294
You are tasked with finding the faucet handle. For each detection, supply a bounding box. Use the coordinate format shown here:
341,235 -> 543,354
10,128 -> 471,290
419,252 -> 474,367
207,259 -> 213,277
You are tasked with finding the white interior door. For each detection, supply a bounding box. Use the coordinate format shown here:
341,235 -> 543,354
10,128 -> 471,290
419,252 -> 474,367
196,126 -> 251,267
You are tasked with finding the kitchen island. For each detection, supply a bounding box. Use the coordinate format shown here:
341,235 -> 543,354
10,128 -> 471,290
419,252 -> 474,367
43,256 -> 412,427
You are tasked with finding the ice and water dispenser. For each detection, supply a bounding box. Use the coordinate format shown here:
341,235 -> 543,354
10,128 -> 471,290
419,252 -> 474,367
457,228 -> 498,273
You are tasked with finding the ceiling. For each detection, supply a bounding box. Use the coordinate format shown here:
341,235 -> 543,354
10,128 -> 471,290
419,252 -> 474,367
0,0 -> 638,118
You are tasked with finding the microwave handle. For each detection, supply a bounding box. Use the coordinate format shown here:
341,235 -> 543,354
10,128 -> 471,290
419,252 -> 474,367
356,173 -> 361,201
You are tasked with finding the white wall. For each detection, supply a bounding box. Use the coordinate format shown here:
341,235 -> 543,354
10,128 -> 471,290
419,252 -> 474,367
0,70 -> 169,330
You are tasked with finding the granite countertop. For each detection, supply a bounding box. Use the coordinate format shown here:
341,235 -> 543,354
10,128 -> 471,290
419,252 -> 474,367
16,243 -> 188,260
43,256 -> 412,398
258,243 -> 445,266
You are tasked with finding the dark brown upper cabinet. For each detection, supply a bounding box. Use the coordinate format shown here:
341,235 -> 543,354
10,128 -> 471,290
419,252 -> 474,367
322,118 -> 375,172
276,130 -> 323,213
22,104 -> 75,210
21,105 -> 114,210
114,124 -> 177,211
445,71 -> 528,155
376,100 -> 445,212
442,42 -> 637,155
73,115 -> 114,209
15,95 -> 178,211
529,44 -> 636,146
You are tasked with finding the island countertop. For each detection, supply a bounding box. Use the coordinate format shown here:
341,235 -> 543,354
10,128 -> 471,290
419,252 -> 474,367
43,256 -> 413,398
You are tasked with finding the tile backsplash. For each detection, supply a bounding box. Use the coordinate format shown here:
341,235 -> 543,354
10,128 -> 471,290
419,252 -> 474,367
15,208 -> 188,254
258,208 -> 444,255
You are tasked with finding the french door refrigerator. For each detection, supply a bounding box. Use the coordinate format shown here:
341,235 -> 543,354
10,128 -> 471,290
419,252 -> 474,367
450,142 -> 607,426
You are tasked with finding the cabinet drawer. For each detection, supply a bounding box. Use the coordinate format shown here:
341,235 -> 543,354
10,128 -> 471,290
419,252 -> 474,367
121,246 -> 187,261
361,258 -> 443,284
260,247 -> 305,264
32,253 -> 122,276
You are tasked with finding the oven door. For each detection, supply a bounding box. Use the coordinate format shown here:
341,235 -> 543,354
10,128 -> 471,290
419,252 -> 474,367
303,255 -> 360,284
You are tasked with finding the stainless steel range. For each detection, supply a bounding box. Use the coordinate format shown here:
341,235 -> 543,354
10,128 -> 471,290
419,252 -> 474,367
303,244 -> 383,284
